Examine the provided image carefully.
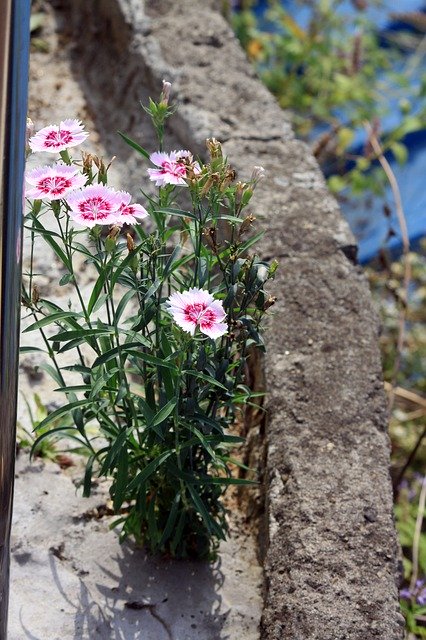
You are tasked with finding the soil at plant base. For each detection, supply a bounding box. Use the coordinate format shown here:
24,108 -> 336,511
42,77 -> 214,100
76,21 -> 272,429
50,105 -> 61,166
11,5 -> 263,639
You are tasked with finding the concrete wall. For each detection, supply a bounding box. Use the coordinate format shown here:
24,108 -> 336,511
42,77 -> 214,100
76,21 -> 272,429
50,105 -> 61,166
61,1 -> 404,637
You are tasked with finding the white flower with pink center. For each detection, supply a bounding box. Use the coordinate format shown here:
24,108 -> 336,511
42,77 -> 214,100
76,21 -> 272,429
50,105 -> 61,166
115,191 -> 149,225
166,288 -> 227,339
25,164 -> 86,201
66,185 -> 122,228
147,150 -> 193,187
28,119 -> 89,153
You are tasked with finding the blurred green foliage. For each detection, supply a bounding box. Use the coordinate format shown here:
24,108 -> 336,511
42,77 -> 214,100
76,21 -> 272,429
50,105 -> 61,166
232,0 -> 426,196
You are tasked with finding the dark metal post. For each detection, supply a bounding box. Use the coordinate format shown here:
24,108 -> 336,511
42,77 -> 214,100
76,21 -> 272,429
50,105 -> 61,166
0,1 -> 31,637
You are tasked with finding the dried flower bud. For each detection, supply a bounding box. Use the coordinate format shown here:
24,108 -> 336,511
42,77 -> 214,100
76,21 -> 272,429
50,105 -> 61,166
263,295 -> 277,311
203,226 -> 217,253
206,138 -> 223,159
161,80 -> 172,105
92,156 -> 107,180
200,173 -> 220,197
32,284 -> 40,305
251,165 -> 265,184
26,118 -> 35,155
239,214 -> 256,235
82,152 -> 94,173
220,167 -> 236,191
126,233 -> 135,252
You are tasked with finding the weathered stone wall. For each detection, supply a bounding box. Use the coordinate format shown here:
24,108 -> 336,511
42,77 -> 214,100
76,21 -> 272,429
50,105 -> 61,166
61,1 -> 404,637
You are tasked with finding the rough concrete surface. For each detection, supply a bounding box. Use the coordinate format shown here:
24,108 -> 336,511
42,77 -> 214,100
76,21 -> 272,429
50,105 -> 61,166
10,456 -> 261,640
14,1 -> 404,638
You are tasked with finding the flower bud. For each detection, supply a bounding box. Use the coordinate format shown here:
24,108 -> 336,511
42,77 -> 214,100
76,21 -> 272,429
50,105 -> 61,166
105,225 -> 120,253
206,138 -> 223,159
82,152 -> 93,171
239,214 -> 256,236
264,295 -> 277,311
126,233 -> 135,252
32,284 -> 40,305
203,226 -> 217,253
251,165 -> 265,185
268,259 -> 279,279
25,118 -> 35,156
161,80 -> 172,105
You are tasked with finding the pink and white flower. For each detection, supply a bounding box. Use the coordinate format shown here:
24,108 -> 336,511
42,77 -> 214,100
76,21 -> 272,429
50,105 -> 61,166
147,150 -> 194,187
115,191 -> 149,225
28,119 -> 89,153
66,185 -> 122,228
25,163 -> 86,201
166,288 -> 227,339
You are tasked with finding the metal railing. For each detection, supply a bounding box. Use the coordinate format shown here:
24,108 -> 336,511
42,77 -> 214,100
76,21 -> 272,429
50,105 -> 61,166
0,1 -> 31,637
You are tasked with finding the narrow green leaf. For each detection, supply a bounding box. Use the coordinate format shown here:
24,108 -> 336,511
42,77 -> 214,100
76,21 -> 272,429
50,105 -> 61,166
19,346 -> 46,354
127,451 -> 172,491
34,400 -> 90,433
38,363 -> 63,387
117,131 -> 150,159
187,485 -> 225,539
49,327 -> 115,342
153,207 -> 197,220
182,370 -> 228,391
159,492 -> 181,547
88,271 -> 107,315
23,311 -> 83,333
113,448 -> 129,511
34,215 -> 71,265
149,399 -> 176,429
83,454 -> 96,497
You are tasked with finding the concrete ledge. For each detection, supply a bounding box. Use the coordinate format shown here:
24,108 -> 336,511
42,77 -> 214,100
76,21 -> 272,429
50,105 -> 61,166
61,1 -> 404,637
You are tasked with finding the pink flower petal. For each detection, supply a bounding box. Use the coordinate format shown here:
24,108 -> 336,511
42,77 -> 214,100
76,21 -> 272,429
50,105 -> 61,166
25,163 -> 86,201
29,119 -> 89,153
147,150 -> 191,187
66,185 -> 122,228
166,288 -> 227,339
114,191 -> 149,225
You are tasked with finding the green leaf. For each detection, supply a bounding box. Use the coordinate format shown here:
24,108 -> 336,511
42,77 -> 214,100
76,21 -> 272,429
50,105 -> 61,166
163,246 -> 181,278
149,399 -> 176,429
390,141 -> 408,165
111,245 -> 142,287
115,289 -> 136,323
153,207 -> 197,220
159,492 -> 181,547
39,363 -> 63,387
34,400 -> 91,433
113,448 -> 129,511
19,346 -> 46,354
88,271 -> 107,315
182,370 -> 228,391
83,454 -> 96,497
49,327 -> 115,342
117,131 -> 150,159
59,273 -> 74,286
91,340 -> 149,368
127,451 -> 173,491
23,311 -> 83,333
147,494 -> 160,549
187,485 -> 225,539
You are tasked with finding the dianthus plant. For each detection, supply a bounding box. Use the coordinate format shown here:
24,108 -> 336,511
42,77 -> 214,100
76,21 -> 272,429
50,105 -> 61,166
22,85 -> 277,558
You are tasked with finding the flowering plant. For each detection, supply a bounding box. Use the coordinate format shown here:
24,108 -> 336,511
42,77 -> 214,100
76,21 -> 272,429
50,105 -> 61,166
22,84 -> 277,558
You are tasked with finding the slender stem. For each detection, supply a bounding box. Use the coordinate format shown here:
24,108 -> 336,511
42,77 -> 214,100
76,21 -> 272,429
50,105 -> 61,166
364,122 -> 411,408
410,475 -> 426,593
